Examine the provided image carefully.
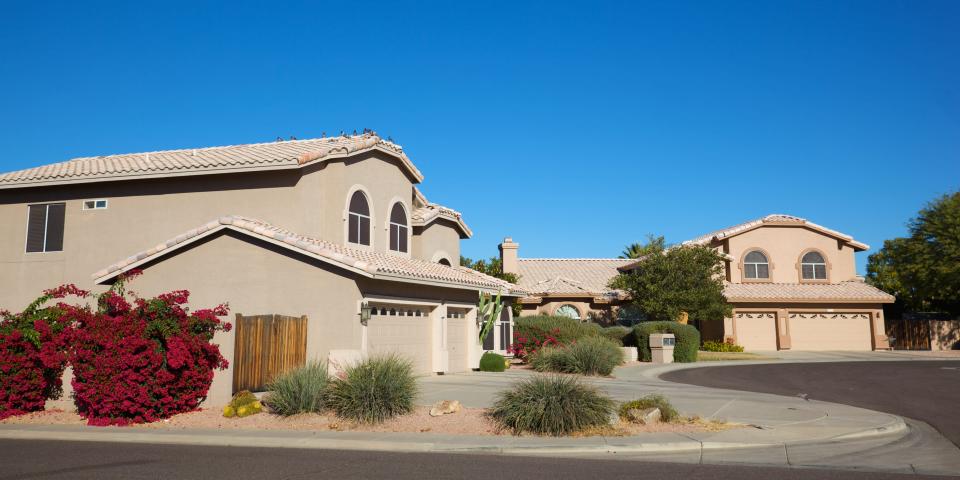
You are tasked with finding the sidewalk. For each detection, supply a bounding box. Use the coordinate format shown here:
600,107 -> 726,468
2,359 -> 959,475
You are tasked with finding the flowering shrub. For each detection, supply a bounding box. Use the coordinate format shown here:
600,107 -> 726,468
508,329 -> 560,360
68,277 -> 231,426
509,315 -> 607,360
0,285 -> 87,420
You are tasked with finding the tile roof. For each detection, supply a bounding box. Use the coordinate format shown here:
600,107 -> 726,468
516,258 -> 634,297
0,133 -> 423,189
92,215 -> 524,295
684,214 -> 869,251
724,281 -> 895,303
411,203 -> 473,238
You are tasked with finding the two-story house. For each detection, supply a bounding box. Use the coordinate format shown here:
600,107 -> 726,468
0,133 -> 522,404
504,214 -> 894,351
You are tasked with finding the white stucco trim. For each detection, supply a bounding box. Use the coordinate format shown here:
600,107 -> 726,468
430,250 -> 454,265
343,184 -> 375,251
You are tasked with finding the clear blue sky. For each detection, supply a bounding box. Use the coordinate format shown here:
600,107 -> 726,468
1,1 -> 957,274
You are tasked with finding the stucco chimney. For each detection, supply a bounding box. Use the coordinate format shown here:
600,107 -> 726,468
499,237 -> 520,275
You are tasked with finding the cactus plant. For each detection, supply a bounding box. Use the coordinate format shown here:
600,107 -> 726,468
477,291 -> 504,344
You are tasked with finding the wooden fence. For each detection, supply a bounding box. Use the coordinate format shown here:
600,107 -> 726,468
885,317 -> 931,350
233,314 -> 308,393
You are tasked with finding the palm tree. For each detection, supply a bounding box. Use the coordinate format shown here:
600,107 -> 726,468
619,235 -> 666,259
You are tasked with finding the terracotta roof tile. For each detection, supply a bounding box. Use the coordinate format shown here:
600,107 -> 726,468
724,281 -> 894,303
92,215 -> 523,295
0,133 -> 422,188
684,214 -> 869,251
410,203 -> 472,237
516,258 -> 633,296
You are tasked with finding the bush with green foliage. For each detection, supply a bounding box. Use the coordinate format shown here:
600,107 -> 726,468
619,394 -> 679,422
328,354 -> 418,424
479,352 -> 507,372
511,315 -> 605,358
601,326 -> 635,346
489,375 -> 615,436
701,340 -> 744,353
633,321 -> 700,362
263,362 -> 330,416
529,337 -> 623,376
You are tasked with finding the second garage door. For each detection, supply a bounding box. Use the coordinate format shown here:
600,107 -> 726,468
446,317 -> 469,372
735,312 -> 778,351
367,312 -> 432,374
789,312 -> 872,351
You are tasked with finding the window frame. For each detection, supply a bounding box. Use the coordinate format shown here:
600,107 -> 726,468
554,304 -> 582,320
740,248 -> 772,282
797,249 -> 830,282
345,187 -> 373,248
82,199 -> 108,210
387,200 -> 410,254
25,202 -> 66,254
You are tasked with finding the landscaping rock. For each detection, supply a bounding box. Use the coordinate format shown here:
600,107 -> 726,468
429,400 -> 462,417
626,407 -> 661,425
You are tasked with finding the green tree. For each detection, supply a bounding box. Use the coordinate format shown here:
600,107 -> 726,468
460,256 -> 519,284
619,235 -> 666,259
609,244 -> 731,323
867,191 -> 960,315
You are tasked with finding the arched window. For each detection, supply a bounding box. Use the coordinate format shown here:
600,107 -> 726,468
801,251 -> 827,280
389,203 -> 408,253
555,304 -> 581,320
348,191 -> 371,246
437,258 -> 451,266
743,250 -> 770,279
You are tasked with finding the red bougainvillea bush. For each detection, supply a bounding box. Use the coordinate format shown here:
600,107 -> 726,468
66,276 -> 231,426
0,285 -> 85,421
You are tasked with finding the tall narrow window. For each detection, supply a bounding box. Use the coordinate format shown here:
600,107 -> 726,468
801,251 -> 827,280
26,203 -> 66,253
389,203 -> 408,253
743,250 -> 769,279
348,191 -> 371,246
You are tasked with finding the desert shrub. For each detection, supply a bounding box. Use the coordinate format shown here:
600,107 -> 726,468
479,352 -> 507,372
529,337 -> 623,376
528,346 -> 574,373
511,315 -> 604,359
489,375 -> 615,436
223,390 -> 263,418
633,321 -> 700,363
262,362 -> 330,416
701,340 -> 744,353
0,285 -> 83,420
69,276 -> 231,426
601,326 -> 634,346
619,394 -> 679,422
328,354 -> 418,424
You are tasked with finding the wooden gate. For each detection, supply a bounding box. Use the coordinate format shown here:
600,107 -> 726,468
886,317 -> 931,350
233,314 -> 308,393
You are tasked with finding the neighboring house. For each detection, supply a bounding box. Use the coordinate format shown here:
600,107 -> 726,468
505,214 -> 895,351
499,238 -> 636,322
0,133 -> 523,404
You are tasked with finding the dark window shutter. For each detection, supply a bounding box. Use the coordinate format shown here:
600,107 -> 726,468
389,224 -> 398,251
26,205 -> 47,252
482,325 -> 494,350
44,203 -> 65,251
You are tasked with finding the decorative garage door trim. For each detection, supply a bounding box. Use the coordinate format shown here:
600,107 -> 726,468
787,312 -> 872,351
734,312 -> 778,351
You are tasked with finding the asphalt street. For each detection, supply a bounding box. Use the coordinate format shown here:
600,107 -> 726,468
662,360 -> 960,446
0,439 -> 947,480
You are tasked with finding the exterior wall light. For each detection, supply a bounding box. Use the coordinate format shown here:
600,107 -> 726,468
359,302 -> 373,326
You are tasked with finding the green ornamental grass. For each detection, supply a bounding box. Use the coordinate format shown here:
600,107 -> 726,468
530,337 -> 624,376
328,354 -> 419,424
263,361 -> 331,416
489,375 -> 615,436
619,394 -> 679,422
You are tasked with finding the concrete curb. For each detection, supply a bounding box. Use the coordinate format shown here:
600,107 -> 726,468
0,414 -> 910,457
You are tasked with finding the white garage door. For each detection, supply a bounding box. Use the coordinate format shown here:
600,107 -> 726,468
735,312 -> 778,351
446,317 -> 469,372
789,312 -> 872,351
368,313 -> 432,374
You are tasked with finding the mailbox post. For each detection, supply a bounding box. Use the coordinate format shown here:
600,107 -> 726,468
649,333 -> 676,364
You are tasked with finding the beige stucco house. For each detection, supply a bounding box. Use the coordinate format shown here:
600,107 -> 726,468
507,214 -> 895,351
0,133 -> 522,405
